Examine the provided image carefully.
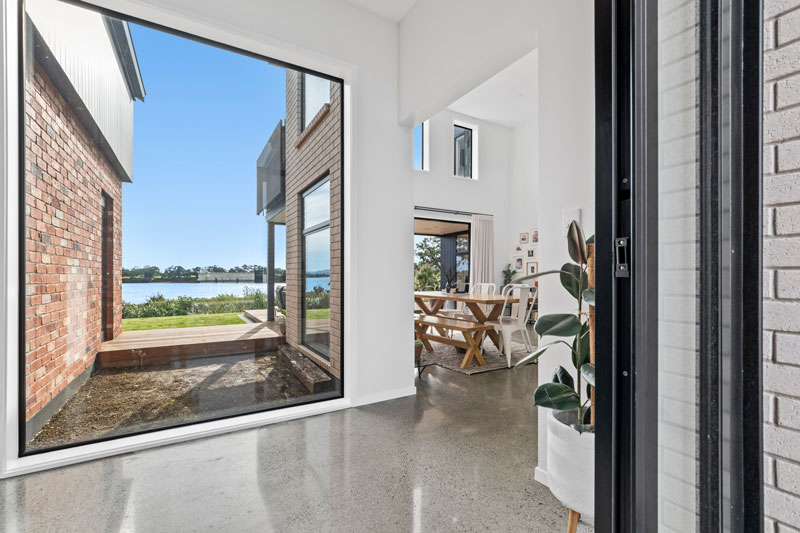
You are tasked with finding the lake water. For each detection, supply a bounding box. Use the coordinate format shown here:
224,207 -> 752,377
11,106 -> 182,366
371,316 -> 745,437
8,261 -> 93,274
123,278 -> 330,304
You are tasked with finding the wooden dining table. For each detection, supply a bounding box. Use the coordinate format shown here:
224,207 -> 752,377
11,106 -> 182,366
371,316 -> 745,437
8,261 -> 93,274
414,290 -> 530,352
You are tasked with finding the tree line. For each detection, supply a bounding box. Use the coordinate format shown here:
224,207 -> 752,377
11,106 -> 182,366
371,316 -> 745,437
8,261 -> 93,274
122,265 -> 287,283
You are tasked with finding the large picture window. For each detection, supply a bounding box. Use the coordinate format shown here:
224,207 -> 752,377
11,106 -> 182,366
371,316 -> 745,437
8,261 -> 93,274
20,0 -> 343,454
302,177 -> 331,358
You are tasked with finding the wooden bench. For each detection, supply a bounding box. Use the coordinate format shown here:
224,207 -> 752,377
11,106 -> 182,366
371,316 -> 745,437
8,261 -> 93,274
414,314 -> 492,369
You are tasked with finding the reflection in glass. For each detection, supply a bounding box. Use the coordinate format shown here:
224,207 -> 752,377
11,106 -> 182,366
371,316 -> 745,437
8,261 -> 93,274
303,228 -> 331,357
21,0 -> 342,453
454,125 -> 472,178
304,179 -> 330,229
303,73 -> 331,129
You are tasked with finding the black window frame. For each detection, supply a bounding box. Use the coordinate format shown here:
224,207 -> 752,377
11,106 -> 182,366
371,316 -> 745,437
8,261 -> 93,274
453,124 -> 473,179
594,0 -> 763,530
16,0 -> 346,457
301,175 -> 332,360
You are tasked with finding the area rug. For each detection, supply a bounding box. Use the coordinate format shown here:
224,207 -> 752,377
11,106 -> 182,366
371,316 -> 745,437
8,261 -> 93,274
420,334 -> 536,375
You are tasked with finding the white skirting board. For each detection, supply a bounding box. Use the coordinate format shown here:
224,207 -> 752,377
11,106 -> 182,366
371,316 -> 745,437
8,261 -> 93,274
535,466 -> 549,486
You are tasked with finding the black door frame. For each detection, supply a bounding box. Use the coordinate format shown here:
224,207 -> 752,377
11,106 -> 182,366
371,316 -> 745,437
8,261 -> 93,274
594,0 -> 763,531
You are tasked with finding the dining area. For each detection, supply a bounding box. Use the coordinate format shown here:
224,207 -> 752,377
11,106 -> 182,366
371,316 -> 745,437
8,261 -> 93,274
413,283 -> 538,372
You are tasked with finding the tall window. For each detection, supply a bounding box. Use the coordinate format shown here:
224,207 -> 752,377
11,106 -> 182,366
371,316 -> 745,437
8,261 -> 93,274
413,121 -> 428,171
20,0 -> 343,454
302,73 -> 331,130
453,124 -> 473,178
302,177 -> 331,358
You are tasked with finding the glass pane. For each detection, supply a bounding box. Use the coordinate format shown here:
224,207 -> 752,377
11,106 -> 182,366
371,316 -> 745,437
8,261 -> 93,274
303,73 -> 331,129
21,0 -> 342,453
413,123 -> 424,170
657,0 -> 700,530
456,233 -> 469,253
454,125 -> 472,178
456,254 -> 469,292
304,179 -> 330,229
304,228 -> 331,358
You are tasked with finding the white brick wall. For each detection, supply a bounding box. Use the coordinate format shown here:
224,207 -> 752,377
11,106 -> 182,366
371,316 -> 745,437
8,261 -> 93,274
764,1 -> 800,530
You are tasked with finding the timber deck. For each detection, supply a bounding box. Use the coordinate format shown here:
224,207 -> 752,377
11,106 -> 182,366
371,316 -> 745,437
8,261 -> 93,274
97,322 -> 284,368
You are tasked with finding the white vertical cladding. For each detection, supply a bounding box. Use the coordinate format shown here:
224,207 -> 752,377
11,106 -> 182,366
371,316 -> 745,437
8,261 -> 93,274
26,0 -> 134,179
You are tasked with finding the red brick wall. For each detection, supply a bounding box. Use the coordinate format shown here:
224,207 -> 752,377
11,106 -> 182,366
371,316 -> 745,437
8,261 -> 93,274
285,71 -> 342,378
23,59 -> 123,421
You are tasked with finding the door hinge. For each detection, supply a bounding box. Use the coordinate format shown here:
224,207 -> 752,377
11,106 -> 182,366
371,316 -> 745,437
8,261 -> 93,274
615,237 -> 630,278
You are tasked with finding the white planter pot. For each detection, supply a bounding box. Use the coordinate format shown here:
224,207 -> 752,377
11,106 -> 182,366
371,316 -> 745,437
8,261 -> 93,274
546,409 -> 595,519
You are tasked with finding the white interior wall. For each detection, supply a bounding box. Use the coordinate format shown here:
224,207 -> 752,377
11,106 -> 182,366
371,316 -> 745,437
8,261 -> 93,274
534,0 -> 596,482
398,0 -> 539,126
508,119 -> 540,275
413,109 -> 512,288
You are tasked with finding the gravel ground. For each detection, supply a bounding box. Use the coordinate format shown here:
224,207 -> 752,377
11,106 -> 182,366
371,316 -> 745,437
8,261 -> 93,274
28,352 -> 314,451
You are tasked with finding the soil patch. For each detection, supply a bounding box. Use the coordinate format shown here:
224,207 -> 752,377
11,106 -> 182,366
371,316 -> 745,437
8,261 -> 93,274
28,351 -> 316,451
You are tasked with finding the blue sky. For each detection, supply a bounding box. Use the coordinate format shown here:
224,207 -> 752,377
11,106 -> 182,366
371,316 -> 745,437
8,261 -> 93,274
122,24 -> 287,270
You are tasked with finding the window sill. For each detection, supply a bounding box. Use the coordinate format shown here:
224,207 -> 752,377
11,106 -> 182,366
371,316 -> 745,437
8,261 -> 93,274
296,103 -> 331,148
452,174 -> 477,181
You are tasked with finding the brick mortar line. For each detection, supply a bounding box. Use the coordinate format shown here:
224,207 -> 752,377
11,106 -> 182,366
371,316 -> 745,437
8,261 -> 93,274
766,5 -> 800,23
764,483 -> 800,501
764,453 -> 800,471
765,100 -> 800,115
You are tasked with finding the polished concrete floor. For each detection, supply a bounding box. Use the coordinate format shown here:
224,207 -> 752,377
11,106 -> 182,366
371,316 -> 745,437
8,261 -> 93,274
1,363 -> 590,532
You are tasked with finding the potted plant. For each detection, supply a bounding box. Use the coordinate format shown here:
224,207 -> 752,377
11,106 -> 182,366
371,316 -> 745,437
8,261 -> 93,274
442,267 -> 458,293
414,338 -> 423,361
502,264 -> 516,286
513,220 -> 595,530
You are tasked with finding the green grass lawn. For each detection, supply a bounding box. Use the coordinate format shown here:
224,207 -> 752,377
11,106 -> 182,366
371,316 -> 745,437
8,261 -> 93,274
122,312 -> 246,331
305,309 -> 330,320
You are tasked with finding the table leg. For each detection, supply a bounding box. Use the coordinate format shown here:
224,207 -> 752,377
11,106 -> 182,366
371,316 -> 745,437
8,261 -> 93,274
460,331 -> 486,368
465,302 -> 503,351
415,323 -> 434,351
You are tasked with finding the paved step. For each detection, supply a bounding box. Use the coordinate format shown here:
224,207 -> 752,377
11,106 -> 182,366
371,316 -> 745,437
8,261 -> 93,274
277,345 -> 334,394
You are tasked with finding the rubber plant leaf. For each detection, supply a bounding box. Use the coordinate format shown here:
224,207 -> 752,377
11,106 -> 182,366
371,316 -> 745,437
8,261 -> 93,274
581,363 -> 596,387
535,314 -> 582,338
533,382 -> 581,411
567,220 -> 588,265
552,365 -> 575,390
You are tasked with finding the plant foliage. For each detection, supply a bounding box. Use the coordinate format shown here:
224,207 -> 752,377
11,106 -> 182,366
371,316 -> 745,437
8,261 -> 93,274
514,220 -> 595,433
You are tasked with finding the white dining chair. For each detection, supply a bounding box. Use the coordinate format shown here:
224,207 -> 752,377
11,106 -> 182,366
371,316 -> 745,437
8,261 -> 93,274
489,283 -> 537,368
453,282 -> 496,320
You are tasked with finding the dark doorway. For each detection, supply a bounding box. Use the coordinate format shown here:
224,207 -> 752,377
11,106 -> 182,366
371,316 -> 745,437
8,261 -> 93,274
413,217 -> 470,292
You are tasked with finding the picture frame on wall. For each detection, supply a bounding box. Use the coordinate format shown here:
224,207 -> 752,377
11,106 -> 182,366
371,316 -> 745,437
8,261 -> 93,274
527,249 -> 535,258
520,232 -> 529,244
527,261 -> 538,276
514,256 -> 524,271
531,229 -> 539,243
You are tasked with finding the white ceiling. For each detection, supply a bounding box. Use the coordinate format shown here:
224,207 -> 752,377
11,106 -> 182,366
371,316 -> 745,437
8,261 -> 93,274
345,0 -> 418,22
446,49 -> 538,129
